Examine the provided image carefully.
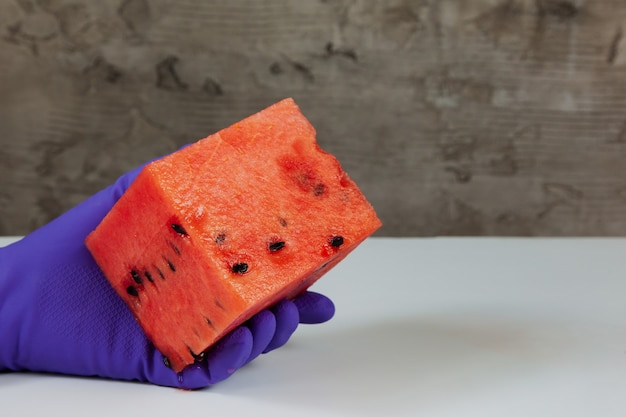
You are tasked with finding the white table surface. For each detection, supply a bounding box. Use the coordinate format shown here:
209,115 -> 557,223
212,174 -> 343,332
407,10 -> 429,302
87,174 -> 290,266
2,236 -> 626,416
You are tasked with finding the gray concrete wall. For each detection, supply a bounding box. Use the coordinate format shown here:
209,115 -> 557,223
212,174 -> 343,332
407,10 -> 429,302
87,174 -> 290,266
2,0 -> 626,236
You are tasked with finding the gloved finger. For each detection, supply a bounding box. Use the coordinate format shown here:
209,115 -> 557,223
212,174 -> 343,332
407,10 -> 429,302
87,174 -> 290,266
262,300 -> 299,353
243,310 -> 277,365
203,326 -> 253,386
149,326 -> 253,390
292,291 -> 335,324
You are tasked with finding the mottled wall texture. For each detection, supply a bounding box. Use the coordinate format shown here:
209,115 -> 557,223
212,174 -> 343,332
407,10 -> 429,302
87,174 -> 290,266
2,0 -> 626,236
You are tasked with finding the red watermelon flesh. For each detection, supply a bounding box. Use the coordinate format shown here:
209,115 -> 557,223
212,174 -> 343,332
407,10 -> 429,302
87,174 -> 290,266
85,98 -> 381,372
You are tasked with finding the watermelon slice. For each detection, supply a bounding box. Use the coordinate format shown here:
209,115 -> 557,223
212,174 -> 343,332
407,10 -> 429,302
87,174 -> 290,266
85,98 -> 381,372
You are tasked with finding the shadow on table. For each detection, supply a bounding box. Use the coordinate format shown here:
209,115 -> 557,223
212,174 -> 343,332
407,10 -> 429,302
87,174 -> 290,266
215,312 -> 577,415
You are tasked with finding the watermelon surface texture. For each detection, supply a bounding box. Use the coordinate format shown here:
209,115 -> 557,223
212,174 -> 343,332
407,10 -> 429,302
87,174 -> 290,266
85,98 -> 381,372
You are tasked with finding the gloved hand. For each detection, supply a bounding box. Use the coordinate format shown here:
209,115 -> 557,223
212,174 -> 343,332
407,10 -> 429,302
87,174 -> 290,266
0,161 -> 335,390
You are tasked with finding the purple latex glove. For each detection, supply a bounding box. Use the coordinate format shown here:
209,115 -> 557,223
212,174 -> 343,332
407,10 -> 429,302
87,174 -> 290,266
0,163 -> 335,390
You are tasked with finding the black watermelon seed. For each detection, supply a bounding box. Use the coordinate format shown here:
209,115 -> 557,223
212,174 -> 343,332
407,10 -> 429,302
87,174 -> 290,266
189,347 -> 206,362
165,258 -> 176,272
205,316 -> 216,329
279,217 -> 288,227
231,262 -> 249,274
268,241 -> 286,252
126,286 -> 139,297
130,269 -> 142,284
313,183 -> 326,196
144,270 -> 154,283
215,233 -> 226,245
171,223 -> 187,235
163,356 -> 171,369
154,265 -> 165,279
168,240 -> 181,256
330,235 -> 344,248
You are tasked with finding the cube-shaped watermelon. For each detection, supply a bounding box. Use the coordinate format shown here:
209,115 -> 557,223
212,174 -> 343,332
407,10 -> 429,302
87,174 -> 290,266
86,98 -> 381,372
